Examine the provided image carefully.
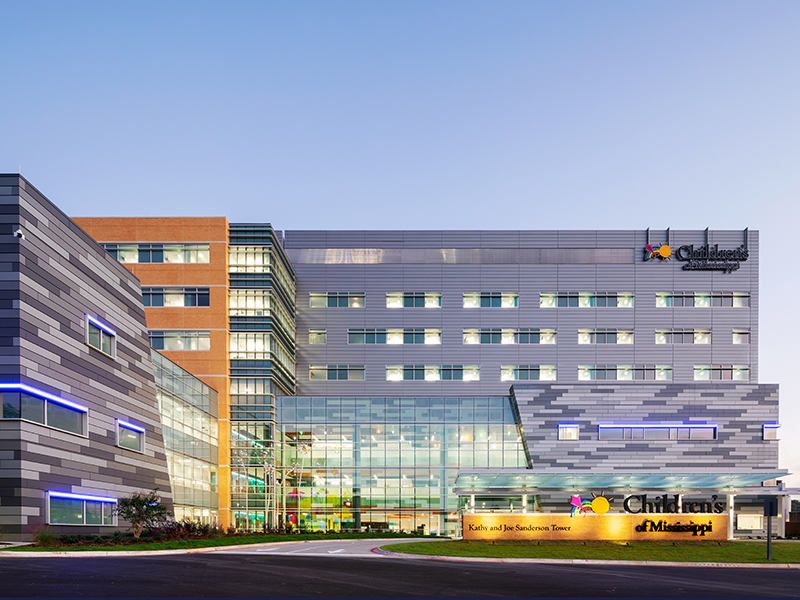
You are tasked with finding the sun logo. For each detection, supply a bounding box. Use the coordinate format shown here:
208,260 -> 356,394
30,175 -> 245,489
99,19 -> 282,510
644,243 -> 672,261
569,491 -> 613,516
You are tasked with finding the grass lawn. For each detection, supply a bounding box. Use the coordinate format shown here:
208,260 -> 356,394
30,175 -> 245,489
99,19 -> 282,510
381,540 -> 800,564
1,532 -> 425,552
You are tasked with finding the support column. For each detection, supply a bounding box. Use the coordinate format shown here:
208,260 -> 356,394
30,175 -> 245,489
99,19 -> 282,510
727,494 -> 735,540
522,494 -> 528,514
470,494 -> 475,514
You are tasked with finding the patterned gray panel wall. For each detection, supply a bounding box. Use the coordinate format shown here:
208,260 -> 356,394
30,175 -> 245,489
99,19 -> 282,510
511,383 -> 778,472
284,229 -> 757,397
0,175 -> 171,540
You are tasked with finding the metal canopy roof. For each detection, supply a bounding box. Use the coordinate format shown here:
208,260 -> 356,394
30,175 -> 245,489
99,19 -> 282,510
453,470 -> 790,495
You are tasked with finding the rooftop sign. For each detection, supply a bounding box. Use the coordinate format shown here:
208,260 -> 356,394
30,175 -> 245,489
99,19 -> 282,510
644,229 -> 749,274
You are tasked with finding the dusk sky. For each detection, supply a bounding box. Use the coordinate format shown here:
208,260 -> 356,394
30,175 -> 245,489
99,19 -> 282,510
2,1 -> 799,489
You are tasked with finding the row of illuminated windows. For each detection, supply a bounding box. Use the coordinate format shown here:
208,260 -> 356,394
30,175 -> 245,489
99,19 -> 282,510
149,330 -> 211,351
47,492 -> 117,526
308,291 -> 752,309
558,423 -> 779,441
103,243 -> 210,264
308,328 -> 750,345
228,247 -> 295,295
143,287 -> 210,307
306,365 -> 751,382
0,385 -> 146,451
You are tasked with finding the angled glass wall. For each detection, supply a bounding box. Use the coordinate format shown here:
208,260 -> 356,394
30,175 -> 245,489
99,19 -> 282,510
152,350 -> 219,523
277,396 -> 527,536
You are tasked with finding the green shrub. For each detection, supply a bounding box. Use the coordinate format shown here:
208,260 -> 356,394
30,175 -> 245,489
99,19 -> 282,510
31,526 -> 59,547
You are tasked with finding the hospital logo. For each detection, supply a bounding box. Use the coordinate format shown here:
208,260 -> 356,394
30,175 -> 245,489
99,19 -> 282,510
644,243 -> 672,261
569,491 -> 613,517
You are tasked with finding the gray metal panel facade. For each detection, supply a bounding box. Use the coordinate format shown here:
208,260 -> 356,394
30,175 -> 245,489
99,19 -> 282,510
512,383 -> 778,472
0,175 -> 171,540
284,229 -> 758,397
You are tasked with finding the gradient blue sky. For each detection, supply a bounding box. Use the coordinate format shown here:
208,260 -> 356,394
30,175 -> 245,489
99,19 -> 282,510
2,0 -> 800,488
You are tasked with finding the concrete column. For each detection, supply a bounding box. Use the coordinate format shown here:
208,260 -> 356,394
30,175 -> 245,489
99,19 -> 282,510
677,494 -> 682,513
470,494 -> 475,514
727,494 -> 735,540
522,494 -> 528,514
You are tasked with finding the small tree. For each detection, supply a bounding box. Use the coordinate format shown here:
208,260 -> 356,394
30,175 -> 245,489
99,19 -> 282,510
115,489 -> 169,539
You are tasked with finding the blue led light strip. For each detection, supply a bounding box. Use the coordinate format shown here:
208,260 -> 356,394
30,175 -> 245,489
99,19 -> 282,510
763,424 -> 781,428
0,383 -> 88,413
87,315 -> 117,336
598,423 -> 717,428
49,491 -> 117,503
117,419 -> 145,433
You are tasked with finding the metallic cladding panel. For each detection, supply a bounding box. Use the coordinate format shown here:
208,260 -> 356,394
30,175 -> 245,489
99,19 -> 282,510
0,175 -> 172,540
285,229 -> 758,397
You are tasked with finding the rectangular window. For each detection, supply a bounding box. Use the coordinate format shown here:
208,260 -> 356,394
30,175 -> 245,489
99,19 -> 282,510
540,292 -> 633,308
463,328 -> 556,345
654,329 -> 711,344
558,424 -> 579,440
0,385 -> 89,437
47,491 -> 117,526
500,365 -> 557,381
763,424 -> 780,440
149,331 -> 211,351
385,365 -> 478,381
142,288 -> 210,307
733,329 -> 750,344
309,329 -> 327,344
86,316 -> 116,358
579,365 -> 672,381
117,420 -> 145,453
309,365 -> 364,381
229,290 -> 270,315
386,292 -> 441,308
693,365 -> 749,381
656,292 -> 750,308
578,329 -> 634,344
228,247 -> 271,272
737,514 -> 764,530
310,292 -> 365,308
463,292 -> 518,308
102,244 -> 209,264
349,328 -> 440,344
598,424 -> 717,441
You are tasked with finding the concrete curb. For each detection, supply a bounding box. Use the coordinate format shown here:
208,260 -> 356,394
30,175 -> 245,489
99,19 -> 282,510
372,548 -> 800,569
0,537 -> 416,558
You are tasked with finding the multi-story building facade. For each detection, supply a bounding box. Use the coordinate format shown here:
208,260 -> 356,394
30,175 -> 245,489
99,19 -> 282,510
71,219 -> 787,537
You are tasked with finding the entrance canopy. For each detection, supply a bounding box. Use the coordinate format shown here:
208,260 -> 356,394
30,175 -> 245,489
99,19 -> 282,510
454,470 -> 790,496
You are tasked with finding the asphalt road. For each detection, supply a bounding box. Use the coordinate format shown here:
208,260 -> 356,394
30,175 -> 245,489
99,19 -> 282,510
1,544 -> 798,598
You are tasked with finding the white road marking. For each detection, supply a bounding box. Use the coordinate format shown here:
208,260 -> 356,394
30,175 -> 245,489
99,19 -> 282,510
328,549 -> 345,553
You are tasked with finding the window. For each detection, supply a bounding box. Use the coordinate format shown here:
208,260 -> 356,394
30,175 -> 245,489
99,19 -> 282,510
117,420 -> 145,453
229,247 -> 270,272
385,365 -> 479,382
309,365 -> 364,381
229,290 -> 270,315
763,424 -> 780,440
309,329 -> 327,344
579,365 -> 672,381
463,328 -> 556,345
143,288 -> 210,307
501,365 -> 557,381
733,329 -> 750,344
47,491 -> 116,526
558,424 -> 579,440
737,514 -> 764,530
540,292 -> 633,308
463,292 -> 518,308
578,329 -> 633,344
693,365 -> 749,381
349,328 -> 441,345
310,292 -> 365,308
102,244 -> 209,264
386,292 -> 441,308
598,424 -> 717,441
0,384 -> 88,436
149,331 -> 211,351
656,292 -> 750,308
86,316 -> 116,358
655,329 -> 711,344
